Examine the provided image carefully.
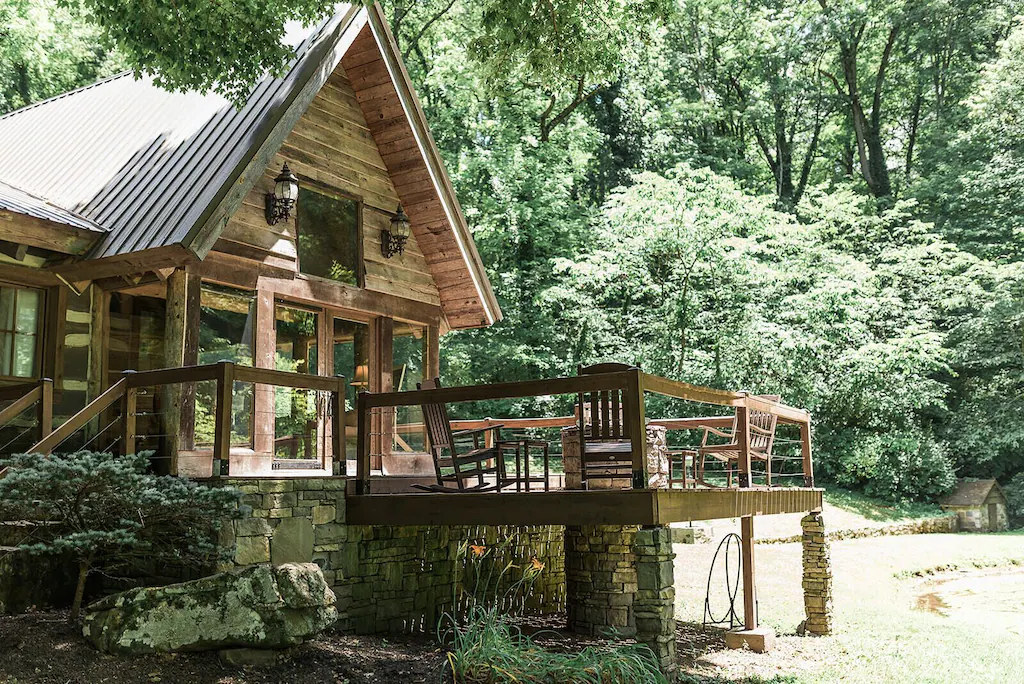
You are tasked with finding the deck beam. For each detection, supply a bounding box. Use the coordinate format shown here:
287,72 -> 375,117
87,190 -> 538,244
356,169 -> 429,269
345,487 -> 823,526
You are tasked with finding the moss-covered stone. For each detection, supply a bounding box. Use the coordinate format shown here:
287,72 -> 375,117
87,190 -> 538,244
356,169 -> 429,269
82,563 -> 336,654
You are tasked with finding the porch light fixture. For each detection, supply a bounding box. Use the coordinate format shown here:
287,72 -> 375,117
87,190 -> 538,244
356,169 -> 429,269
265,162 -> 299,225
382,204 -> 411,258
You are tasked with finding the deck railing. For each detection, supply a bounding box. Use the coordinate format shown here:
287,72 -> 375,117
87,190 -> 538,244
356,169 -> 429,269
0,378 -> 54,477
11,363 -> 347,477
354,368 -> 813,495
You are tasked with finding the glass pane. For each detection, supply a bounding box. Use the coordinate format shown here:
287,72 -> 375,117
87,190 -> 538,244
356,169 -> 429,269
0,332 -> 12,376
333,317 -> 370,460
275,303 -> 319,459
393,323 -> 426,453
196,285 -> 256,447
296,188 -> 360,285
15,290 -> 39,333
0,288 -> 16,332
13,334 -> 35,377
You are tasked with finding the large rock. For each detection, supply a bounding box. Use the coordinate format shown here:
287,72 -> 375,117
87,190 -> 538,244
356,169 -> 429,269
82,563 -> 336,654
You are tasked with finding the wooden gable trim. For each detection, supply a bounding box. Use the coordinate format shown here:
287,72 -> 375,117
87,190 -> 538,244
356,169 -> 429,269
341,4 -> 501,330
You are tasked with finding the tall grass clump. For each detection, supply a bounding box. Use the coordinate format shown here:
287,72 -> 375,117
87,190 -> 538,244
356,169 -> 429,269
439,538 -> 668,683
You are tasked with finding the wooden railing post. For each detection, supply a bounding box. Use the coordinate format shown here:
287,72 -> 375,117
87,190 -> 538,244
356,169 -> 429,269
800,419 -> 814,487
332,376 -> 346,477
740,515 -> 757,629
356,390 -> 370,495
736,396 -> 751,488
212,361 -> 235,478
37,378 -> 53,443
121,371 -> 137,457
624,369 -> 647,489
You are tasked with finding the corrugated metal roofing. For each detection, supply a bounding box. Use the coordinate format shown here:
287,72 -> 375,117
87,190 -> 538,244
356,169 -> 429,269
0,5 -> 360,260
0,179 -> 104,233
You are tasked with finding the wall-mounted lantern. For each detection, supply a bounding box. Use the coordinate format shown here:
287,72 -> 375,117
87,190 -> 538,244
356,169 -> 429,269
265,162 -> 299,225
382,204 -> 411,258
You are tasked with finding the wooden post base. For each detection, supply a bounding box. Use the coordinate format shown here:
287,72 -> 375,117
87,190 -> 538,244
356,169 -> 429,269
725,626 -> 775,653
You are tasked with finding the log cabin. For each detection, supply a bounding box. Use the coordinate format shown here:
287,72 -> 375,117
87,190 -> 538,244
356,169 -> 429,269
0,3 -> 499,478
0,4 -> 828,660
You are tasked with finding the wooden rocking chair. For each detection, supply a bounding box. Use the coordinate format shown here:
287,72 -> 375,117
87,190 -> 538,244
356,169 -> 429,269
695,395 -> 780,487
413,378 -> 503,492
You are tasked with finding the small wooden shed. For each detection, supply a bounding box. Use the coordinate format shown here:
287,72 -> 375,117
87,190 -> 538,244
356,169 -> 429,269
940,479 -> 1008,532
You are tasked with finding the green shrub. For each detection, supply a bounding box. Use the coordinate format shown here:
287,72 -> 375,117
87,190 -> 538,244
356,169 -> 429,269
443,605 -> 668,684
0,450 -> 240,620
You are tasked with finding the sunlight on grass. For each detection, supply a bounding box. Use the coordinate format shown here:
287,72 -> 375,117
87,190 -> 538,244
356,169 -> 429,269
675,533 -> 1024,683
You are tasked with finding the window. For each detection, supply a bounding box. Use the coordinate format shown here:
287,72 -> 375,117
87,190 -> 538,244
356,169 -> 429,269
197,285 -> 255,447
296,187 -> 361,286
393,322 -> 426,453
274,302 -> 319,459
0,286 -> 40,378
333,317 -> 370,461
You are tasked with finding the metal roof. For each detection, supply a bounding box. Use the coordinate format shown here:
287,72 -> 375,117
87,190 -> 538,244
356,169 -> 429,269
0,5 -> 360,260
0,179 -> 104,233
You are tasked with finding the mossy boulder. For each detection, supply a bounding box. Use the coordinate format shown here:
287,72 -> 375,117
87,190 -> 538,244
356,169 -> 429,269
82,563 -> 336,654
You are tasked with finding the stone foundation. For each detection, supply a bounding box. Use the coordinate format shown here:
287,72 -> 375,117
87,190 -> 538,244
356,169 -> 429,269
565,524 -> 676,675
219,478 -> 565,635
801,512 -> 833,635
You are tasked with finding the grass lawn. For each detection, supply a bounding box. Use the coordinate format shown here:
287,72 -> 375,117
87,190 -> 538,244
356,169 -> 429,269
674,530 -> 1024,683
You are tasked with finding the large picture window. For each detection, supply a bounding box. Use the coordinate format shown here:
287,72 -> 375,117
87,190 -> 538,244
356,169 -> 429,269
0,285 -> 41,378
393,322 -> 426,453
296,187 -> 361,286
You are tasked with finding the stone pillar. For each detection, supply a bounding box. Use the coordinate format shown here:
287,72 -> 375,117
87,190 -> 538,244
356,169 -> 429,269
634,526 -> 677,677
801,512 -> 833,635
565,525 -> 638,636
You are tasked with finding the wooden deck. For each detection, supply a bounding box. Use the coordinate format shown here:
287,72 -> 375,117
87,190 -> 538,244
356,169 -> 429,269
345,486 -> 823,526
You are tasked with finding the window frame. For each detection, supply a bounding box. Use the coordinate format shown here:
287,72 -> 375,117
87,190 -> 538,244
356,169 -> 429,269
0,280 -> 46,383
294,180 -> 365,289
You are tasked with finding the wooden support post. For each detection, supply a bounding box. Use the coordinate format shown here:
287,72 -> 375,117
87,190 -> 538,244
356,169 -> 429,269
425,324 -> 440,380
741,515 -> 756,630
37,378 -> 53,442
624,369 -> 647,489
178,272 -> 201,452
42,285 -> 67,391
212,361 -> 235,477
736,401 -> 751,488
163,269 -> 189,474
371,317 -> 394,469
87,285 -> 110,403
121,374 -> 137,457
253,288 -> 276,458
332,376 -> 345,476
356,390 -> 370,494
800,421 -> 814,487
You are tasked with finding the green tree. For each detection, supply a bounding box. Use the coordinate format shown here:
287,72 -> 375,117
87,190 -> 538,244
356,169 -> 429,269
0,451 -> 240,620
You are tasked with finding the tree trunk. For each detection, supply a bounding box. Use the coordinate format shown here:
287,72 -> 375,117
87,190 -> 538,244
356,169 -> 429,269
70,556 -> 92,623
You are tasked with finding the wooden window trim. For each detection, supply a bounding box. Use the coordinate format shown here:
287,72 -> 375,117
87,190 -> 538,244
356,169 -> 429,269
0,280 -> 48,382
294,180 -> 364,289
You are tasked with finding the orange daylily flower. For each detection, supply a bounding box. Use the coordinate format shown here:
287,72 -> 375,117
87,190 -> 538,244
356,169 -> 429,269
469,544 -> 487,557
530,557 -> 545,571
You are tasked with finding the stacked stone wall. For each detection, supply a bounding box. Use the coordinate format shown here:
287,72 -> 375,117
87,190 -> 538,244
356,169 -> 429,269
800,513 -> 833,635
218,478 -> 565,635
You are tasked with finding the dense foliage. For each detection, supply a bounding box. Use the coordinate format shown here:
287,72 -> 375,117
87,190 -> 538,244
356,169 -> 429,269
0,451 -> 240,619
4,0 -> 1024,500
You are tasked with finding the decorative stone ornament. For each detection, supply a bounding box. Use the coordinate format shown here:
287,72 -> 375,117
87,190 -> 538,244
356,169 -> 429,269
265,162 -> 299,225
382,204 -> 411,257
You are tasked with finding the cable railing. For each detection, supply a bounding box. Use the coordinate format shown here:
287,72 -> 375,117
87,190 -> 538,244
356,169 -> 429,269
12,363 -> 347,478
353,368 -> 814,495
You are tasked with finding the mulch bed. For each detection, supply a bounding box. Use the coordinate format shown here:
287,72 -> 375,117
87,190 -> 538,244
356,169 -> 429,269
0,611 -> 737,683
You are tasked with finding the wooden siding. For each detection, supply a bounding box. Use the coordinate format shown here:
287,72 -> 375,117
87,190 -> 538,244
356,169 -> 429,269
341,25 -> 489,330
215,62 -> 441,309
